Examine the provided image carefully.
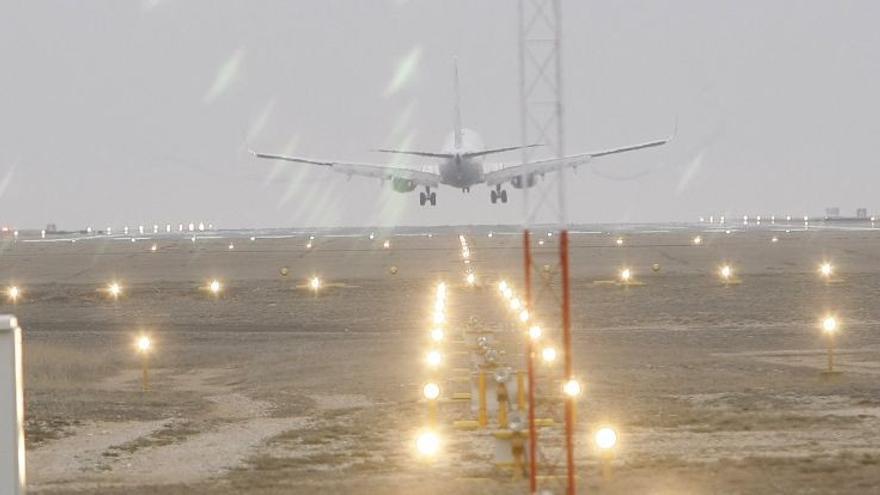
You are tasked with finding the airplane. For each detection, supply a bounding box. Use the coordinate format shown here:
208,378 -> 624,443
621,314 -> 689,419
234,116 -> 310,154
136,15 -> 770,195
251,61 -> 670,206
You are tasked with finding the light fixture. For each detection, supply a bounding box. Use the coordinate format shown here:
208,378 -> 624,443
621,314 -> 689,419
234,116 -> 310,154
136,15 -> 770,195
563,379 -> 581,397
595,426 -> 618,450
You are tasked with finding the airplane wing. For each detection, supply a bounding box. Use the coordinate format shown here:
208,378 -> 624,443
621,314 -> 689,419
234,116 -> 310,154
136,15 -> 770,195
483,138 -> 668,186
250,150 -> 441,187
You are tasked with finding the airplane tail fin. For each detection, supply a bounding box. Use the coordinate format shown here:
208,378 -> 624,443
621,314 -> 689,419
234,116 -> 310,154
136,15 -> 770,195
453,57 -> 463,149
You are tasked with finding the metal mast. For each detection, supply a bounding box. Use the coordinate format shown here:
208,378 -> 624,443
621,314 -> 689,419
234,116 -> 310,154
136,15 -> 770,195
519,1 -> 575,494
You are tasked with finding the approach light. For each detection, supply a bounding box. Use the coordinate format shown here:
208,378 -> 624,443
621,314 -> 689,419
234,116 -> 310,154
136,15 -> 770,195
436,282 -> 447,299
498,280 -> 509,293
466,272 -> 476,286
619,268 -> 632,283
150,244 -> 158,252
228,243 -> 235,250
209,279 -> 222,295
822,316 -> 838,334
615,237 -> 624,246
528,325 -> 542,340
136,335 -> 152,353
7,286 -> 21,303
430,328 -> 444,342
720,265 -> 733,281
771,236 -> 779,243
542,346 -> 557,363
519,309 -> 530,323
563,379 -> 582,397
510,298 -> 522,311
383,240 -> 391,249
432,312 -> 446,325
423,382 -> 441,401
819,262 -> 833,278
595,427 -> 618,450
309,276 -> 321,291
693,235 -> 702,245
306,242 -> 312,249
426,350 -> 442,368
107,282 -> 122,299
416,430 -> 440,456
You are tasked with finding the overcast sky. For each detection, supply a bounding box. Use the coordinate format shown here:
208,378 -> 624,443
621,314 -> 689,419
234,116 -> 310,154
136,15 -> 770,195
1,1 -> 878,229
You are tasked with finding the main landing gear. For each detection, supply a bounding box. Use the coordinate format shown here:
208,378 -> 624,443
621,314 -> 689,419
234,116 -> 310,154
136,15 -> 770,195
490,185 -> 508,204
419,187 -> 437,206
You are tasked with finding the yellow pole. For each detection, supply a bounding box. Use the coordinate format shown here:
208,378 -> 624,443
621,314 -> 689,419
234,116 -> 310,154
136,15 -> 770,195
428,400 -> 438,428
478,371 -> 487,427
516,370 -> 526,411
499,395 -> 509,429
827,335 -> 834,372
142,354 -> 149,392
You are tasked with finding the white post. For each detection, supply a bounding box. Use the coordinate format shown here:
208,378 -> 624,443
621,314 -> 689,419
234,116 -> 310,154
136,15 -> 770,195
0,315 -> 26,494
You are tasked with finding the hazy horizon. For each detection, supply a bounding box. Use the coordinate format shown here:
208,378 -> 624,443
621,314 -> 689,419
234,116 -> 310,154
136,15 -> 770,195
2,1 -> 878,230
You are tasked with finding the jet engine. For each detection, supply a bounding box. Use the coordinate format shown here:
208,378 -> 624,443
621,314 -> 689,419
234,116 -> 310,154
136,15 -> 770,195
510,173 -> 537,189
392,177 -> 417,192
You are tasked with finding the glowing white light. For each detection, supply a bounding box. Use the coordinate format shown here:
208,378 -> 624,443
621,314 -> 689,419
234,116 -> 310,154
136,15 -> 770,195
542,347 -> 557,363
138,225 -> 144,235
306,242 -> 312,249
595,427 -> 618,450
423,383 -> 440,401
108,282 -> 122,298
430,328 -> 444,342
510,298 -> 522,311
383,240 -> 391,249
528,325 -> 542,340
432,311 -> 446,325
466,272 -> 476,286
150,244 -> 158,252
250,236 -> 256,242
519,309 -> 530,323
563,379 -> 582,397
615,237 -> 624,246
228,243 -> 234,250
136,335 -> 151,353
693,235 -> 702,245
7,286 -> 20,302
309,276 -> 321,291
720,265 -> 732,280
619,268 -> 632,283
819,262 -> 833,278
198,222 -> 205,231
41,230 -> 46,239
538,240 -> 545,246
426,350 -> 442,367
416,430 -> 440,456
822,316 -> 838,334
498,280 -> 509,293
369,232 -> 375,240
771,236 -> 779,243
209,280 -> 222,294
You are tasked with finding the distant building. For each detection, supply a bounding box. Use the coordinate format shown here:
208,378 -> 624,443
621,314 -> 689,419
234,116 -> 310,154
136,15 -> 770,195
45,223 -> 58,233
825,207 -> 840,218
857,208 -> 868,218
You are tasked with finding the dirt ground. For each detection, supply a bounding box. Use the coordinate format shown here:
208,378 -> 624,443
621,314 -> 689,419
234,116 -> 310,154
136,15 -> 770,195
2,225 -> 880,494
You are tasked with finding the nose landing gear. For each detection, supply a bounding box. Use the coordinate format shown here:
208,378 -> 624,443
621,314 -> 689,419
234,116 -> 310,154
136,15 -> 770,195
490,186 -> 508,204
420,187 -> 437,206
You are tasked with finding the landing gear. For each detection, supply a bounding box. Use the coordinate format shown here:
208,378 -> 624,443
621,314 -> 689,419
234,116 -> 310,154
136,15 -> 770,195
490,186 -> 508,204
420,187 -> 437,207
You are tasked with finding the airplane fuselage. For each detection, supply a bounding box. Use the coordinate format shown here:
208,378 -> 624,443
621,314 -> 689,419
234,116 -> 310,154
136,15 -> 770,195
437,128 -> 485,189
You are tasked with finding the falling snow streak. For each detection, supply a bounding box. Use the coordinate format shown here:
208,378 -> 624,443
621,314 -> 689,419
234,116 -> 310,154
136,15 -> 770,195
203,48 -> 245,104
384,46 -> 422,97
